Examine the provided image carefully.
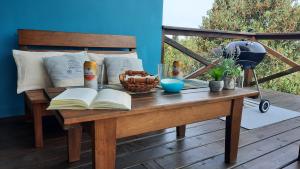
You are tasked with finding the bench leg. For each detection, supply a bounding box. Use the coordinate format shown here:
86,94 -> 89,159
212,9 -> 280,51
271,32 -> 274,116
24,96 -> 32,121
32,104 -> 43,148
176,125 -> 186,138
225,98 -> 243,163
68,126 -> 82,163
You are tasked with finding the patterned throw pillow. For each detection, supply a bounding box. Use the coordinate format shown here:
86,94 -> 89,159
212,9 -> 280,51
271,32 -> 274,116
104,57 -> 144,84
87,52 -> 138,84
43,54 -> 89,87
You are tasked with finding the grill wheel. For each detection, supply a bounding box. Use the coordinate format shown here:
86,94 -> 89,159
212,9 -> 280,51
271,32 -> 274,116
259,99 -> 270,113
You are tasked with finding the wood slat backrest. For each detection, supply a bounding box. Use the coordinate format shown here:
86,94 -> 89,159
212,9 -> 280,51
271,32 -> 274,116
18,29 -> 136,50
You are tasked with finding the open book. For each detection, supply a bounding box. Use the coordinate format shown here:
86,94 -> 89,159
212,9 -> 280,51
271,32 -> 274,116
47,88 -> 131,110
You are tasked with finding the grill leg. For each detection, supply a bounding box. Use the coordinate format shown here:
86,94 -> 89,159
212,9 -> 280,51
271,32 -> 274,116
252,69 -> 262,100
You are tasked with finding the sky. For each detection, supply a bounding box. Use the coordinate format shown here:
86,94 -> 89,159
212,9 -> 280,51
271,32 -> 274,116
163,0 -> 214,28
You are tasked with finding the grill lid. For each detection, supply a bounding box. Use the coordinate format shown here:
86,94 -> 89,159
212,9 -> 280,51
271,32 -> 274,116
224,41 -> 266,57
223,41 -> 267,69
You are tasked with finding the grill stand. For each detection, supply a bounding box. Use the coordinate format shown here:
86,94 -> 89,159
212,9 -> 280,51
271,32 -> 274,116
252,69 -> 262,100
251,69 -> 271,113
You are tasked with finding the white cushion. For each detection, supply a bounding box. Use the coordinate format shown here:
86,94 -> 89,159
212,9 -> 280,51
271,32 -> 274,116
105,57 -> 144,84
43,54 -> 89,87
87,52 -> 138,84
87,52 -> 138,65
12,50 -> 87,93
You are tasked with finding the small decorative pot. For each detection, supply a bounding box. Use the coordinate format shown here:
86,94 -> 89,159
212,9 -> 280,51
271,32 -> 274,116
209,80 -> 224,92
224,77 -> 236,90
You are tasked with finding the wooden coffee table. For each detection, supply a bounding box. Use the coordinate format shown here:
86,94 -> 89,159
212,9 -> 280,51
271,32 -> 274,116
45,87 -> 258,169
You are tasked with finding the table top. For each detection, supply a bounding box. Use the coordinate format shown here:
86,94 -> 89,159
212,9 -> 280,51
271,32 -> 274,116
45,88 -> 259,125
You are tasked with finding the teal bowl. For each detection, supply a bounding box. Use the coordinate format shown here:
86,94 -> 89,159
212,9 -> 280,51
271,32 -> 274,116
161,78 -> 184,93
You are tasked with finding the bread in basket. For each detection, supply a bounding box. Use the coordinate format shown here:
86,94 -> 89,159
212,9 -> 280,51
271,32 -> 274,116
119,70 -> 159,92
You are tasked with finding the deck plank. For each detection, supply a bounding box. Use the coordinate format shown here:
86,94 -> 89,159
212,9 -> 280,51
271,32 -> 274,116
66,121 -> 229,169
182,126 -> 300,169
116,129 -> 227,168
233,141 -> 300,169
155,121 -> 300,169
117,119 -> 222,155
64,120 -> 242,169
0,119 -> 229,169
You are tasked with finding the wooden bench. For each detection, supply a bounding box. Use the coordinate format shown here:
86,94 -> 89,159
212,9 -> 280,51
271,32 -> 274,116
18,29 -> 137,156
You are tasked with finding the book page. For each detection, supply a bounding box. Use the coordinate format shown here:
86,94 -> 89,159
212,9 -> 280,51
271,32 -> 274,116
48,88 -> 97,109
91,89 -> 131,110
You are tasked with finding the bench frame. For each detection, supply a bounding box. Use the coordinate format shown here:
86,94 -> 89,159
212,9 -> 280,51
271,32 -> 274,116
19,29 -> 138,162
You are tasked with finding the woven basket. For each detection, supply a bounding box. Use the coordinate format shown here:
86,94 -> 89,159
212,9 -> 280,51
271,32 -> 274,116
119,70 -> 159,92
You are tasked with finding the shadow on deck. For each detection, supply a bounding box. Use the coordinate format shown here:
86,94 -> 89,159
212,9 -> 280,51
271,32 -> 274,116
0,89 -> 299,169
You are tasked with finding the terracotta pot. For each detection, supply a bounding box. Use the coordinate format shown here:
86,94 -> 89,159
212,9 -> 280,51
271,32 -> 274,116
224,77 -> 236,90
209,80 -> 224,92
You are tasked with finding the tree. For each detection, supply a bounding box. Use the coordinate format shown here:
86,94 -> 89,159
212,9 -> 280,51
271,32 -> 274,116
202,0 -> 300,33
201,0 -> 300,94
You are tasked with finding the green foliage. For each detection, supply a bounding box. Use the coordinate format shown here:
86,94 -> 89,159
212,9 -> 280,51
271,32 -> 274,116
220,58 -> 242,78
209,66 -> 225,81
163,37 -> 204,76
164,0 -> 300,95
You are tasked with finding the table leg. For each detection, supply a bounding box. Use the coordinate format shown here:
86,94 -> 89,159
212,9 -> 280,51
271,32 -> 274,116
68,126 -> 82,163
176,125 -> 186,138
92,118 -> 116,169
225,98 -> 244,163
32,103 -> 43,148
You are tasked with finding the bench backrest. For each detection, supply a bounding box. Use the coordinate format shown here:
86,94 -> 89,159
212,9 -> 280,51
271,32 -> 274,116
18,29 -> 136,54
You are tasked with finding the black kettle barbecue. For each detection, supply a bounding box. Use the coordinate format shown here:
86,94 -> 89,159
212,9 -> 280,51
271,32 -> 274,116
224,41 -> 271,113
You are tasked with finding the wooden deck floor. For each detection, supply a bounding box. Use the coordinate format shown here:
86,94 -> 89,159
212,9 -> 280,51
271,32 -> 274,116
0,89 -> 299,169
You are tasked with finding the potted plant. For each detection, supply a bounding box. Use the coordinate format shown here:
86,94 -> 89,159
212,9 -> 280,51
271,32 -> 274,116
208,66 -> 225,92
221,58 -> 242,90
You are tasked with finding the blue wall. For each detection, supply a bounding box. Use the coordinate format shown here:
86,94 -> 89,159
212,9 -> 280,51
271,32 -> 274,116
0,0 -> 163,118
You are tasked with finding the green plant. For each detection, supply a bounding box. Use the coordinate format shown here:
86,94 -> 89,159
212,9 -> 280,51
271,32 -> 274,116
209,66 -> 224,81
221,58 -> 242,78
